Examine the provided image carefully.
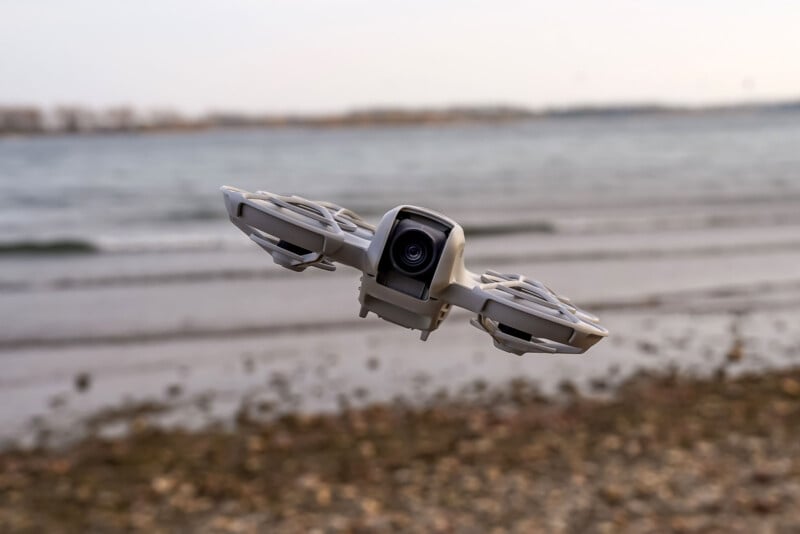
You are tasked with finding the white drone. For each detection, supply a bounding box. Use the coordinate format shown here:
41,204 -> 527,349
221,186 -> 608,355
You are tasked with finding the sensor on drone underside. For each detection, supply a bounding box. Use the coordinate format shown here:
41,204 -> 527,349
221,186 -> 608,355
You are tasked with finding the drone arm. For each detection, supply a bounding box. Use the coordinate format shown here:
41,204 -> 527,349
442,279 -> 575,340
222,186 -> 373,272
438,269 -> 606,355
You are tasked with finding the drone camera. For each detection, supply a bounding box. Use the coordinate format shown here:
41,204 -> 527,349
377,209 -> 452,300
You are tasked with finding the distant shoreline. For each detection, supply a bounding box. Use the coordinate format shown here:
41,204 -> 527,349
1,99 -> 799,138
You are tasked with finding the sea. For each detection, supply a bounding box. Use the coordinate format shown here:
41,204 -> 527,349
1,110 -> 799,253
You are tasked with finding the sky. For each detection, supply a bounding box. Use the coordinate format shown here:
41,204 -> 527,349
1,0 -> 799,114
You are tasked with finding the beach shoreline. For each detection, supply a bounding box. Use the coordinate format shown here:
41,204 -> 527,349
4,101 -> 799,138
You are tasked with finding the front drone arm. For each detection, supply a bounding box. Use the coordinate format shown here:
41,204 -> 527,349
222,186 -> 374,272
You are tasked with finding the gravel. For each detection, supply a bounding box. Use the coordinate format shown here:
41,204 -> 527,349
2,367 -> 800,533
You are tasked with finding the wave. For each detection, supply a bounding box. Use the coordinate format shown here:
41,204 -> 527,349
0,235 -> 240,257
158,207 -> 226,223
0,239 -> 98,256
0,220 -> 557,258
462,221 -> 556,236
4,203 -> 800,259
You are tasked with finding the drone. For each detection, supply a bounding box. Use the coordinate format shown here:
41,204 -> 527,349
221,186 -> 608,355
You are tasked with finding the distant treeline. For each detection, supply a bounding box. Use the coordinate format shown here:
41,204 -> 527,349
1,100 -> 799,136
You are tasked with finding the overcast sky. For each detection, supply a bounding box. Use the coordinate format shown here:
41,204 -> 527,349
1,0 -> 798,114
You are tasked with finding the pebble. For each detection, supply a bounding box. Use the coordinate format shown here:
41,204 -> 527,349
2,368 -> 800,532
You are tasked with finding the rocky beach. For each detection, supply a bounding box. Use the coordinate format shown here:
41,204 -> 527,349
3,363 -> 800,533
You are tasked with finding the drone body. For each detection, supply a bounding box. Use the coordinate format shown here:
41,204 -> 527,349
221,186 -> 608,355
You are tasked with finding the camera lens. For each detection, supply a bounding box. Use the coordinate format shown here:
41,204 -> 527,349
390,228 -> 436,276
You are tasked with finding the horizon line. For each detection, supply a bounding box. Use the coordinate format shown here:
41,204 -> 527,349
2,95 -> 800,118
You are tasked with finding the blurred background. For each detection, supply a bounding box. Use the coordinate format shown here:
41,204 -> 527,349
2,1 -> 800,532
